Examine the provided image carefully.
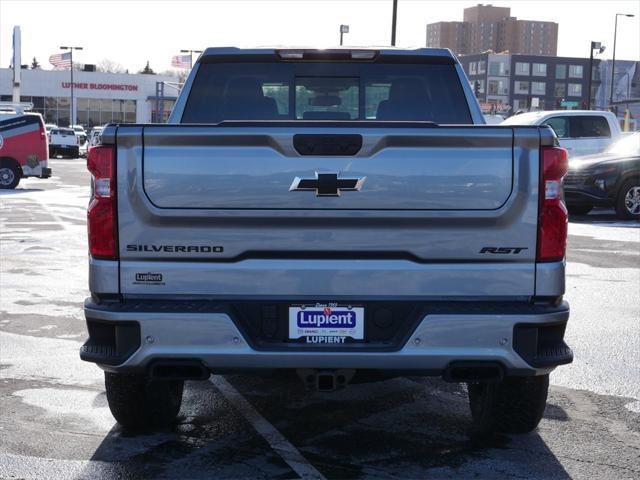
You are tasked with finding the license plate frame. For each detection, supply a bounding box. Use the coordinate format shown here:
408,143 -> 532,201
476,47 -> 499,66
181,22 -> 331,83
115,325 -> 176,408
288,304 -> 364,343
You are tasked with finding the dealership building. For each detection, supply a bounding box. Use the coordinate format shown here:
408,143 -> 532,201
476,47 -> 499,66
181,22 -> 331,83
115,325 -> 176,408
0,68 -> 179,127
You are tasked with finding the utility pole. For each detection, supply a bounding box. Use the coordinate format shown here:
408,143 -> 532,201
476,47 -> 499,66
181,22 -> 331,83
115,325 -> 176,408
180,49 -> 203,68
60,46 -> 83,126
391,0 -> 398,46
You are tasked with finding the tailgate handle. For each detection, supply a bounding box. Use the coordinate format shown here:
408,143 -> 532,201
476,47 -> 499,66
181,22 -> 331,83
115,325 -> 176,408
293,134 -> 362,156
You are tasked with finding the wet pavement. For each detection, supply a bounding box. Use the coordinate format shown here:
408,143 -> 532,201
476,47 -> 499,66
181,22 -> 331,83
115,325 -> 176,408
1,159 -> 639,479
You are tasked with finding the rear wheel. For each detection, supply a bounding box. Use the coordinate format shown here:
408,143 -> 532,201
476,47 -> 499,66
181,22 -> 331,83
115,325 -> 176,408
467,374 -> 549,434
104,372 -> 184,431
615,178 -> 640,219
0,159 -> 20,189
567,205 -> 592,216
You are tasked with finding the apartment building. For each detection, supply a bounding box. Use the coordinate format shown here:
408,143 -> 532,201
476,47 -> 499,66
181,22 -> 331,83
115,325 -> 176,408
426,4 -> 558,56
460,53 -> 595,113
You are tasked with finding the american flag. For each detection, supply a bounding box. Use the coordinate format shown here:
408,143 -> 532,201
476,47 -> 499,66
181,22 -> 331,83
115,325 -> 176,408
171,54 -> 191,69
49,51 -> 72,68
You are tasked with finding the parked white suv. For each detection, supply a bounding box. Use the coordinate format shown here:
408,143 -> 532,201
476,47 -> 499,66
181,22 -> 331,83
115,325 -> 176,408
502,110 -> 621,158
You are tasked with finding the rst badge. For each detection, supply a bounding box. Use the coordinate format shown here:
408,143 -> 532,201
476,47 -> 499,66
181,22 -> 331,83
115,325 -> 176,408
289,304 -> 364,343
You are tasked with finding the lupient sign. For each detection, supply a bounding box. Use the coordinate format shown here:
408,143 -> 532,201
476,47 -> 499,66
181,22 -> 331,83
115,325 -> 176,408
61,82 -> 138,91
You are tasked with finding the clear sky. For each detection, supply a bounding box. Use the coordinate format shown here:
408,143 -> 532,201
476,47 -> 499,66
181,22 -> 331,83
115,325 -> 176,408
1,0 -> 639,73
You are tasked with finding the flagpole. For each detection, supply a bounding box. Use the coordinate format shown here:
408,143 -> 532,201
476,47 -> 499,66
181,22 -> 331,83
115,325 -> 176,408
70,49 -> 74,125
60,46 -> 83,126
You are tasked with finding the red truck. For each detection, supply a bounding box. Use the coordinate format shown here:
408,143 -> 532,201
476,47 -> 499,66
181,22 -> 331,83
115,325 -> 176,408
0,104 -> 51,189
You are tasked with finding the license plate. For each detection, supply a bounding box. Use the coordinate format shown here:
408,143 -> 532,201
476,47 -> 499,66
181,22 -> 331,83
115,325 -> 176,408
289,304 -> 364,343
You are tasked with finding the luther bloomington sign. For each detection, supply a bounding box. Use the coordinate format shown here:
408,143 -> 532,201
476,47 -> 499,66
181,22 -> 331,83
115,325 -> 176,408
61,82 -> 138,91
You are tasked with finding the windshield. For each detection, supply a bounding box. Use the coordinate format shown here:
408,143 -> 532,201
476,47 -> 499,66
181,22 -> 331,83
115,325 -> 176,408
605,132 -> 640,155
182,62 -> 472,124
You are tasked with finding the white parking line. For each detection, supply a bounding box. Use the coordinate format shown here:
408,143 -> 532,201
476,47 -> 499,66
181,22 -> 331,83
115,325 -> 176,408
210,376 -> 326,480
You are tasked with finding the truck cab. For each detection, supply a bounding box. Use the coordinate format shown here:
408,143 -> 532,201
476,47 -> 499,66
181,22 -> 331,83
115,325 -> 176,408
502,110 -> 622,158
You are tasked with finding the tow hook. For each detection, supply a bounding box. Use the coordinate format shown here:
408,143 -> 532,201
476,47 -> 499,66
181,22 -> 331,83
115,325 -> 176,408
296,369 -> 356,392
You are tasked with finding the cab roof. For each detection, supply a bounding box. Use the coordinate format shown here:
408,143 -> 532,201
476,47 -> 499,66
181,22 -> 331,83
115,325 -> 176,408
198,47 -> 458,64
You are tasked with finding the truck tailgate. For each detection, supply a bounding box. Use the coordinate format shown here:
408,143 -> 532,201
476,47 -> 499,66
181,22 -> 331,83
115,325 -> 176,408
114,125 -> 542,298
142,126 -> 513,210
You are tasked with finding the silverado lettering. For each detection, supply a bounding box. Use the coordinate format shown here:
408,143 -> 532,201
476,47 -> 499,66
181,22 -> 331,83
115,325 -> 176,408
126,245 -> 224,253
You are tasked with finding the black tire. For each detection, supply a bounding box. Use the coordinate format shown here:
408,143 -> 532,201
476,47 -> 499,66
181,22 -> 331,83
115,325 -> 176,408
72,147 -> 80,158
0,159 -> 21,189
615,178 -> 640,220
567,205 -> 592,216
104,372 -> 184,431
467,374 -> 549,435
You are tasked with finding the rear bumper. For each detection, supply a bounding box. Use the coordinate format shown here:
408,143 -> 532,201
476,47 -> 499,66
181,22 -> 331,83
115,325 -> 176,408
81,298 -> 571,378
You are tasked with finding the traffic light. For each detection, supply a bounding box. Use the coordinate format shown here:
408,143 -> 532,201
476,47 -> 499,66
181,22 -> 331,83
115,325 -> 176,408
474,81 -> 480,98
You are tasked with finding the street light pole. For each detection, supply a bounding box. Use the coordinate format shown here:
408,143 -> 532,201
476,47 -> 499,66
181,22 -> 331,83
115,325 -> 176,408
391,0 -> 398,46
339,25 -> 349,46
587,41 -> 605,110
180,49 -> 203,68
610,13 -> 635,110
60,46 -> 83,126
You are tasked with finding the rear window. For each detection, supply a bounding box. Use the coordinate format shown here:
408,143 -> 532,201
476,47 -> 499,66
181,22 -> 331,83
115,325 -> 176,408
52,129 -> 74,135
182,62 -> 472,124
570,116 -> 611,138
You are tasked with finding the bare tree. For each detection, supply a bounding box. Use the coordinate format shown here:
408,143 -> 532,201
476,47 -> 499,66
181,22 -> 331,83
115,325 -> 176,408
159,69 -> 188,83
97,59 -> 126,73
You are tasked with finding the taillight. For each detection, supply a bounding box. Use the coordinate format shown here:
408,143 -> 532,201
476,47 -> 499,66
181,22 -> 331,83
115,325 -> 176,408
537,146 -> 568,262
87,145 -> 117,259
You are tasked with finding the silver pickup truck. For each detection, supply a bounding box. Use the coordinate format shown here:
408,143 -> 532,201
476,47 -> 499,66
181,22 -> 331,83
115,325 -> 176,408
81,47 -> 572,434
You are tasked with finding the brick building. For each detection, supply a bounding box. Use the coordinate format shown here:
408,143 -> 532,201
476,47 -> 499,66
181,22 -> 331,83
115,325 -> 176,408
426,4 -> 558,56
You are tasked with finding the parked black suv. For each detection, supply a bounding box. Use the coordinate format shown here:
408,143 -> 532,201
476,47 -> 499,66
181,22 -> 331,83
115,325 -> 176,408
564,132 -> 640,219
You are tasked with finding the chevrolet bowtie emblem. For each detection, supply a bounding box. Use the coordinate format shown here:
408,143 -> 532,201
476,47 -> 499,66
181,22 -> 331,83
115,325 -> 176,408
289,172 -> 366,197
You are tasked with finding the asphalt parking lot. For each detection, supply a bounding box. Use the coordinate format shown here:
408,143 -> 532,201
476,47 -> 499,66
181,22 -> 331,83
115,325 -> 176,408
1,159 -> 639,479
